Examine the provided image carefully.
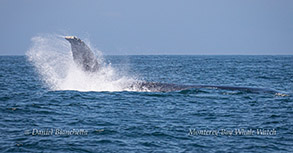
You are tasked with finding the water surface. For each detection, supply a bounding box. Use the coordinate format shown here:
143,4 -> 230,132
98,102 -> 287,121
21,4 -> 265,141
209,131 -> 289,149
0,55 -> 292,152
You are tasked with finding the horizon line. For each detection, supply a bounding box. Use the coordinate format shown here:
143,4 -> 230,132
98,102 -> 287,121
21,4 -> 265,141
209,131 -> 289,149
1,54 -> 293,56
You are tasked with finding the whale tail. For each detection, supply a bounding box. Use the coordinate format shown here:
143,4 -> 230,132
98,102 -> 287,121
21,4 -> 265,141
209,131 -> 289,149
65,36 -> 99,72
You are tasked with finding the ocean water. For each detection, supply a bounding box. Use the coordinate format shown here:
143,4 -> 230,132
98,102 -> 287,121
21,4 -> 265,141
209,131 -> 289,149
0,38 -> 293,152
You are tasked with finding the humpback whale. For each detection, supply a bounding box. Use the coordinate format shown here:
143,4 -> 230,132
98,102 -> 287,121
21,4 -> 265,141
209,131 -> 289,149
65,36 -> 278,93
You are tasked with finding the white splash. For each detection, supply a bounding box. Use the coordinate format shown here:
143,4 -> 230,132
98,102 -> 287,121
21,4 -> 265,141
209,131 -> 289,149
26,34 -> 137,92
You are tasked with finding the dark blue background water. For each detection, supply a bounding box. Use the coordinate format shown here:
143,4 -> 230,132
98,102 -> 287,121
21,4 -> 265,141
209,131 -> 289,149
1,55 -> 292,152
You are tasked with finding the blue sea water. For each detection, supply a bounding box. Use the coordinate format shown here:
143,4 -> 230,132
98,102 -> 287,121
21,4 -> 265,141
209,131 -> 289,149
0,54 -> 293,152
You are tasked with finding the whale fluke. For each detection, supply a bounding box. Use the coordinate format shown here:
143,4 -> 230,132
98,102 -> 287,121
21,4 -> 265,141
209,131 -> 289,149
65,36 -> 99,72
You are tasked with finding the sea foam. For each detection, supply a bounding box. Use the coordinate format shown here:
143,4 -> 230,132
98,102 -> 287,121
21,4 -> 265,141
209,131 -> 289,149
26,34 -> 137,92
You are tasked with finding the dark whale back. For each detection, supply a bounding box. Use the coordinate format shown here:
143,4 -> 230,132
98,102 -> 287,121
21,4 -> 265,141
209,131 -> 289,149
133,82 -> 278,93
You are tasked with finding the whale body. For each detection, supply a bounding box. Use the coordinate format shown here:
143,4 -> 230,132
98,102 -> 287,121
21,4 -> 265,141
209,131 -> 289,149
65,36 -> 278,93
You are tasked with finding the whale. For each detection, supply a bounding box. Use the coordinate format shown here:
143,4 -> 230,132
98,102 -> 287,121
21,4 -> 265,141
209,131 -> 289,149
65,36 -> 278,93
